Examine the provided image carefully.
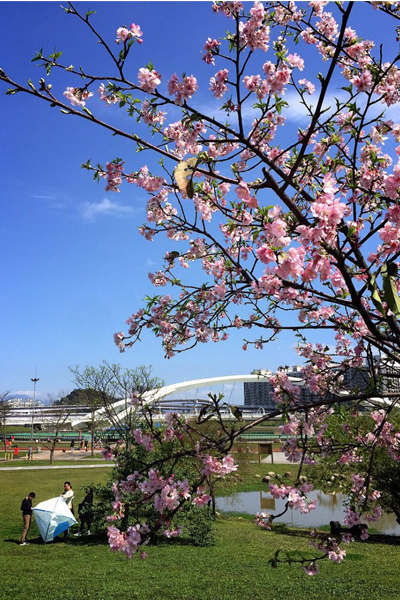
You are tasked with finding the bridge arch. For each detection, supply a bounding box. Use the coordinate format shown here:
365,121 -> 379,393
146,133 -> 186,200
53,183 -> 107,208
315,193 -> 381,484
71,373 -> 304,429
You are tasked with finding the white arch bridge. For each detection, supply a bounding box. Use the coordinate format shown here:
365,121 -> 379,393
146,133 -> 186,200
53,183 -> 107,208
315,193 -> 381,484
71,373 -> 303,430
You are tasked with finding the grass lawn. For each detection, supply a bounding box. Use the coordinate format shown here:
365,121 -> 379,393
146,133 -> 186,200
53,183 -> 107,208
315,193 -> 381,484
1,465 -> 400,600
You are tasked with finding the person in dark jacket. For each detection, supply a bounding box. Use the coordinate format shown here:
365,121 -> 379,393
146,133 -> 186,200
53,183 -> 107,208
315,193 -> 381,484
74,488 -> 93,536
20,492 -> 36,545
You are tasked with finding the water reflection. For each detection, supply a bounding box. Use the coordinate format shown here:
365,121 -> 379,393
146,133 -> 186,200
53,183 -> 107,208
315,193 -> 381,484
217,490 -> 400,536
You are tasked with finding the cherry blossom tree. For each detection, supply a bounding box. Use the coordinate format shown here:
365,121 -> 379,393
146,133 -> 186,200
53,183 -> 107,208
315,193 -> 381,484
3,0 -> 400,573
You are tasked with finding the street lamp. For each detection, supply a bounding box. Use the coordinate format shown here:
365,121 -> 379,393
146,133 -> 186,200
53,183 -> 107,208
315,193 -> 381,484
30,376 -> 39,441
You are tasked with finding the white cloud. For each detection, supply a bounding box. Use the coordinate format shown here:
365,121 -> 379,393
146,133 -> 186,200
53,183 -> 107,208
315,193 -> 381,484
81,198 -> 139,222
31,193 -> 67,209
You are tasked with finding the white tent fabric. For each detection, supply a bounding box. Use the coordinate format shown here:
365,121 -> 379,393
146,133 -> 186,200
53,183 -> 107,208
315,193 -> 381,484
33,496 -> 77,543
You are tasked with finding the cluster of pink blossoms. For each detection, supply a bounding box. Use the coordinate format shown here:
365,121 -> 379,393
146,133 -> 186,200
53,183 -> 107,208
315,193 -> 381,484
138,67 -> 161,93
192,486 -> 212,507
115,23 -> 143,44
167,73 -> 198,106
101,445 -> 116,460
273,1 -> 303,25
235,181 -> 258,209
209,69 -> 229,99
105,162 -> 124,192
298,78 -> 315,94
201,454 -> 237,476
140,99 -> 166,126
255,511 -> 271,530
133,428 -> 154,452
269,482 -> 316,514
239,1 -> 270,52
98,83 -> 119,106
108,523 -> 149,559
212,1 -> 243,19
146,189 -> 177,226
310,532 -> 346,566
202,38 -> 221,65
135,165 -> 165,192
163,412 -> 186,442
163,120 -> 206,159
63,87 -> 93,107
242,60 -> 292,100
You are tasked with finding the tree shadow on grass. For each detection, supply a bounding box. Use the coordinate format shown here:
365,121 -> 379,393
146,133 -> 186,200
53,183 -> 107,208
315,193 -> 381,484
66,533 -> 109,547
151,536 -> 198,548
4,533 -> 109,547
267,523 -> 400,546
4,536 -> 44,545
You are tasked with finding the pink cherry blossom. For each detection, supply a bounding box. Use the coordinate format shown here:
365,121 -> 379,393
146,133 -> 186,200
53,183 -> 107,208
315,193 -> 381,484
138,67 -> 161,93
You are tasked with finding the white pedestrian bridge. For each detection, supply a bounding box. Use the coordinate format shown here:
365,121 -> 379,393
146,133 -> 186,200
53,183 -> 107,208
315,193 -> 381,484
7,373 -> 388,430
70,372 -> 304,429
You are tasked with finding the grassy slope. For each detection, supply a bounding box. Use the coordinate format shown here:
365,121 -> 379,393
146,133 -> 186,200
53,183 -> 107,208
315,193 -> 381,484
1,466 -> 399,600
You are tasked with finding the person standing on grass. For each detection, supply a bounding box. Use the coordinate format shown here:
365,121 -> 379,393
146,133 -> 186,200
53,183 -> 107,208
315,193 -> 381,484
60,481 -> 74,540
70,440 -> 75,455
20,492 -> 36,545
13,445 -> 19,459
74,487 -> 93,537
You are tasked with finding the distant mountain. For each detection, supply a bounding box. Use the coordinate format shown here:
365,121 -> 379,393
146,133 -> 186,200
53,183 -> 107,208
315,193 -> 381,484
7,394 -> 32,401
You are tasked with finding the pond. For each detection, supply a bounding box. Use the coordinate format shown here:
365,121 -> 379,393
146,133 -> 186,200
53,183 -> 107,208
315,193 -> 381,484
216,489 -> 400,536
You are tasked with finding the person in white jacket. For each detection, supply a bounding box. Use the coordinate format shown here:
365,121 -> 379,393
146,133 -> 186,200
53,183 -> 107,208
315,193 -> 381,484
61,481 -> 74,540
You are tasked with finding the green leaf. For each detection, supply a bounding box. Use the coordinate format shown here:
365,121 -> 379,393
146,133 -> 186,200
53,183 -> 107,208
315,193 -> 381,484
368,273 -> 385,317
341,84 -> 354,94
382,263 -> 400,316
31,49 -> 44,63
186,179 -> 194,199
86,10 -> 96,18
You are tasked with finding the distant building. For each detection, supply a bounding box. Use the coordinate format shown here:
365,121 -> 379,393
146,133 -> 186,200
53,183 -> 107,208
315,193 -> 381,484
243,370 -> 275,410
243,366 -> 320,409
243,369 -> 282,409
243,360 -> 400,410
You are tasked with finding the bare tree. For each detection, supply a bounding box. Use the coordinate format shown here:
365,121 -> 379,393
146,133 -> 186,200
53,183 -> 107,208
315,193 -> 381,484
66,388 -> 108,457
41,392 -> 73,464
0,391 -> 12,451
70,363 -> 164,451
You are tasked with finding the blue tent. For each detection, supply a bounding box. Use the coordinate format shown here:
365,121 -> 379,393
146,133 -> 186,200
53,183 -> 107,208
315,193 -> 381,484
33,497 -> 77,543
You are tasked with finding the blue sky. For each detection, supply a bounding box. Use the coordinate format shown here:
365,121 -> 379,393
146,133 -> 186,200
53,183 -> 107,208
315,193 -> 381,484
1,2 -> 399,401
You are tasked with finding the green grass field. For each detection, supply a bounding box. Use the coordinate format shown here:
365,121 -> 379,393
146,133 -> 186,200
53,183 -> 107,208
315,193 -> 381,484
1,465 -> 399,600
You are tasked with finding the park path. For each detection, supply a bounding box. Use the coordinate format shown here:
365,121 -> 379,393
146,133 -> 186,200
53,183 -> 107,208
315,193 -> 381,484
0,463 -> 114,471
0,451 -> 295,471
